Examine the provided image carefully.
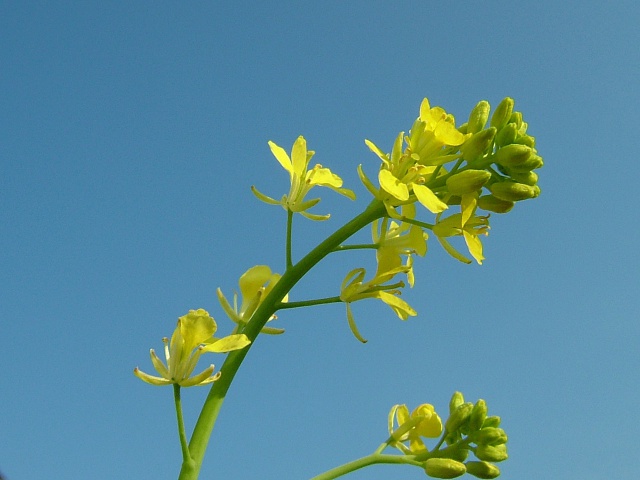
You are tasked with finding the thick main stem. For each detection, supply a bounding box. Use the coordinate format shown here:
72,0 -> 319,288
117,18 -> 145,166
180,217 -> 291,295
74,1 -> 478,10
179,199 -> 386,479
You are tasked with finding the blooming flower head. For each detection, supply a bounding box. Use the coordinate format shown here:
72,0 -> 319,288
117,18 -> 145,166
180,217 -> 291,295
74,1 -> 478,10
252,136 -> 355,220
134,309 -> 250,387
389,403 -> 443,454
360,98 -> 468,218
217,265 -> 287,335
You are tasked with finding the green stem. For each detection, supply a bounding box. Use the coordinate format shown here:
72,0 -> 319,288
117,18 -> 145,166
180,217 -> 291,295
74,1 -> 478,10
275,296 -> 342,310
310,453 -> 423,480
179,199 -> 387,480
286,209 -> 294,269
332,243 -> 379,252
174,385 -> 196,476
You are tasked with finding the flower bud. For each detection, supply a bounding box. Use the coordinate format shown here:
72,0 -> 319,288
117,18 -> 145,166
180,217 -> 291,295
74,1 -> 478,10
494,144 -> 533,168
514,133 -> 536,148
490,97 -> 514,130
446,402 -> 473,433
494,122 -> 518,147
475,444 -> 508,462
508,170 -> 538,186
477,195 -> 514,213
504,154 -> 543,173
449,391 -> 465,413
446,170 -> 492,195
489,181 -> 539,202
465,461 -> 501,479
448,446 -> 470,462
424,458 -> 466,479
508,111 -> 522,129
468,399 -> 487,432
481,416 -> 501,428
461,128 -> 496,160
467,100 -> 490,134
470,427 -> 507,446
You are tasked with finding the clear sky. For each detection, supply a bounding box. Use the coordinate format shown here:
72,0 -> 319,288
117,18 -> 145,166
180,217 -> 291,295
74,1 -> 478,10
2,2 -> 639,479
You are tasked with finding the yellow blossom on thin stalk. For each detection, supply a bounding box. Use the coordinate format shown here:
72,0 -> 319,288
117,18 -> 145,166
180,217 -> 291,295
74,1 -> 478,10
251,135 -> 355,220
217,265 -> 287,335
372,204 -> 427,287
389,403 -> 443,454
433,194 -> 490,265
133,309 -> 250,387
339,259 -> 417,342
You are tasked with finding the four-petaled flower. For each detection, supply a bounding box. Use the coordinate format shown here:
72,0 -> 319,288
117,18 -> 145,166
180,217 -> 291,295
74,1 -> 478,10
372,204 -> 427,287
340,257 -> 417,342
389,403 -> 443,454
134,309 -> 250,387
433,194 -> 490,265
252,136 -> 355,220
217,265 -> 287,335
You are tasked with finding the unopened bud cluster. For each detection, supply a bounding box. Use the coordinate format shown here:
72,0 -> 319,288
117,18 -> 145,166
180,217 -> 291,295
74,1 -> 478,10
460,97 -> 543,213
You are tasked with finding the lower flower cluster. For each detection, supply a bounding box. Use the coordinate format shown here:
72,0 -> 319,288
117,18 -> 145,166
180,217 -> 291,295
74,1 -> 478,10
389,392 -> 508,479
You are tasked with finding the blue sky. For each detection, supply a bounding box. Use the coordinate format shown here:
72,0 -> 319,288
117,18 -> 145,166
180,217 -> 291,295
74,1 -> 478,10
2,1 -> 639,479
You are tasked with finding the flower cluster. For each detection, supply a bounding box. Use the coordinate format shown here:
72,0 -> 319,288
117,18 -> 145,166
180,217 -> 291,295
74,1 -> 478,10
133,309 -> 250,387
360,97 -> 542,265
389,392 -> 508,479
338,97 -> 542,338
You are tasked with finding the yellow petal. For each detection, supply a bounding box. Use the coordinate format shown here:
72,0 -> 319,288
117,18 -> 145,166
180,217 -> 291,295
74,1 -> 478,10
291,136 -> 309,177
268,141 -> 293,174
379,169 -> 409,201
412,184 -> 448,213
202,334 -> 251,353
179,309 -> 217,352
463,231 -> 484,265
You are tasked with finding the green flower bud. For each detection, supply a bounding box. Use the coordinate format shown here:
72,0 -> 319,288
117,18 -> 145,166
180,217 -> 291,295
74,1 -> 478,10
468,399 -> 488,432
505,154 -> 543,173
448,446 -> 470,462
477,195 -> 514,213
494,122 -> 518,147
508,111 -> 522,129
494,144 -> 533,168
449,391 -> 465,414
467,100 -> 490,134
508,170 -> 538,186
514,133 -> 536,148
490,97 -> 514,130
489,181 -> 539,202
424,458 -> 467,479
470,427 -> 508,446
475,444 -> 508,462
465,461 -> 501,479
446,402 -> 473,433
446,170 -> 492,195
461,128 -> 496,161
481,416 -> 501,428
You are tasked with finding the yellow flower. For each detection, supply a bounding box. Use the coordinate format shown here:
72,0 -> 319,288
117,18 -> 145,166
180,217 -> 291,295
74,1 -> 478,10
389,403 -> 443,454
372,204 -> 427,287
433,194 -> 489,265
252,136 -> 355,220
217,265 -> 287,334
360,98 -> 468,217
133,309 -> 250,387
340,261 -> 417,342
